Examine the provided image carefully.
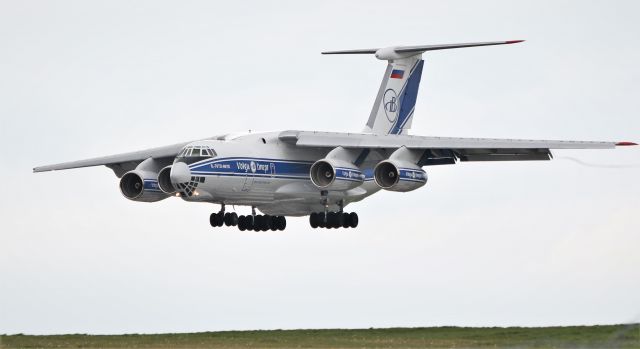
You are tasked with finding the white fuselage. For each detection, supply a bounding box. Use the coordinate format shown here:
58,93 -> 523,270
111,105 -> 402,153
174,132 -> 389,216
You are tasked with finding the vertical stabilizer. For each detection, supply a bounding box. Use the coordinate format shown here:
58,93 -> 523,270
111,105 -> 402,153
364,55 -> 424,135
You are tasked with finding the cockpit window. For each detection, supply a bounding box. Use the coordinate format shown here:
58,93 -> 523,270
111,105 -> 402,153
175,145 -> 216,164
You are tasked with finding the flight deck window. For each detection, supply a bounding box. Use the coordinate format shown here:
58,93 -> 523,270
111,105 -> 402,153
175,145 -> 216,164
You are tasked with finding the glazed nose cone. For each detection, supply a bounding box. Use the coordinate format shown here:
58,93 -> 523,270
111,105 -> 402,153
170,161 -> 191,184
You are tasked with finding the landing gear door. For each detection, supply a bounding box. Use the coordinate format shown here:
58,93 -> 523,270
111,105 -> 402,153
240,160 -> 255,192
242,173 -> 254,192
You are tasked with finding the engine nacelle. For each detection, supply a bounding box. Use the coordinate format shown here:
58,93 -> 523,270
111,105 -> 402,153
157,166 -> 176,194
373,160 -> 427,192
119,170 -> 168,202
310,159 -> 364,191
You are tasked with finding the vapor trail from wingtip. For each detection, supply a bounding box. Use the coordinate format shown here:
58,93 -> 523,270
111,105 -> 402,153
556,156 -> 640,169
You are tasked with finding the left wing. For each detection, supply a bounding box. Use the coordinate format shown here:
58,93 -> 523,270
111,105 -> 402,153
33,141 -> 193,177
279,130 -> 635,163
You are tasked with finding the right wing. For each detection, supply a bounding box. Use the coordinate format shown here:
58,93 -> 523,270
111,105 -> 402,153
279,130 -> 634,164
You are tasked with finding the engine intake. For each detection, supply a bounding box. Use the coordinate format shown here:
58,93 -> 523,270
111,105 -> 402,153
119,170 -> 168,202
373,160 -> 427,192
157,166 -> 176,193
310,159 -> 364,191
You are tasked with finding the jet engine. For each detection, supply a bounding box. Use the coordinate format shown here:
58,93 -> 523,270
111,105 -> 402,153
157,166 -> 176,194
119,158 -> 169,202
373,146 -> 428,192
373,160 -> 427,192
310,158 -> 364,191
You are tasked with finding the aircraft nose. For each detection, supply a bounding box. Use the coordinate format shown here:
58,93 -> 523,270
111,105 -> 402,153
170,161 -> 191,183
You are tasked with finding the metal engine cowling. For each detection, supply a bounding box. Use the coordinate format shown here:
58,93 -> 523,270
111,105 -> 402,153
373,160 -> 427,192
310,158 -> 364,191
119,158 -> 169,202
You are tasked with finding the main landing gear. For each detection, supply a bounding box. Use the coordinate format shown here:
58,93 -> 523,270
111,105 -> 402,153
309,211 -> 358,229
209,205 -> 286,231
309,195 -> 358,229
237,214 -> 286,231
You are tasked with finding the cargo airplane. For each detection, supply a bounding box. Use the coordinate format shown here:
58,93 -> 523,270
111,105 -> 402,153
34,40 -> 637,231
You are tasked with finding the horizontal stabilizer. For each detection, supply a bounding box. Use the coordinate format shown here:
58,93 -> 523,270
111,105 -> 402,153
322,40 -> 523,57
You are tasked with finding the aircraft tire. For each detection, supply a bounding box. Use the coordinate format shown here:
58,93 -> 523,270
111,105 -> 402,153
335,212 -> 344,228
342,213 -> 351,228
317,213 -> 327,228
327,212 -> 338,228
223,212 -> 232,226
278,216 -> 287,231
230,212 -> 238,226
238,216 -> 246,231
211,212 -> 224,227
209,213 -> 217,227
349,212 -> 358,228
309,213 -> 319,228
246,215 -> 255,231
254,215 -> 264,231
263,215 -> 272,231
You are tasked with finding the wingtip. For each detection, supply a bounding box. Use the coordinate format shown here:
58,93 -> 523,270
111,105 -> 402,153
615,141 -> 638,146
506,40 -> 525,44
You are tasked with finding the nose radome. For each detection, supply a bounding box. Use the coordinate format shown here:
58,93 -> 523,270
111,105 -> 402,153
170,162 -> 191,184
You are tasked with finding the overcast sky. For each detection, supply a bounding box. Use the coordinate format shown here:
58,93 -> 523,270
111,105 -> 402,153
1,0 -> 639,335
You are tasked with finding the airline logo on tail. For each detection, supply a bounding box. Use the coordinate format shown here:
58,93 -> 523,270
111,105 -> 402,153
383,89 -> 399,122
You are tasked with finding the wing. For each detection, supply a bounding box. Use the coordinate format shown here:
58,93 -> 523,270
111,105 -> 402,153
33,141 -> 192,177
279,130 -> 633,164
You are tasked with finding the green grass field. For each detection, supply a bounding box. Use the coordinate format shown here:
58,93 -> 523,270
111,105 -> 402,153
2,324 -> 639,349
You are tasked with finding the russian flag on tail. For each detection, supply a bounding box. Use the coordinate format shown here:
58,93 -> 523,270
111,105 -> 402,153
390,69 -> 404,79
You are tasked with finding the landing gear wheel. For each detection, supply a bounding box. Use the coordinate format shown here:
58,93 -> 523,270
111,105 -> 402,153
335,212 -> 344,228
309,213 -> 319,228
263,215 -> 272,231
348,212 -> 358,228
270,216 -> 285,231
245,215 -> 255,231
278,216 -> 287,231
317,212 -> 327,228
270,215 -> 278,231
254,215 -> 264,231
238,215 -> 247,231
223,212 -> 232,226
342,213 -> 351,228
210,212 -> 224,227
326,212 -> 338,229
210,213 -> 217,227
230,212 -> 238,226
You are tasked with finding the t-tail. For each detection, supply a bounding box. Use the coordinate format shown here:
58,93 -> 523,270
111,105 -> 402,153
322,40 -> 524,135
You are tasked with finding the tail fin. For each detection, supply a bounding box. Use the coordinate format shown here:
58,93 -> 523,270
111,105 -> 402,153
323,40 -> 524,135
